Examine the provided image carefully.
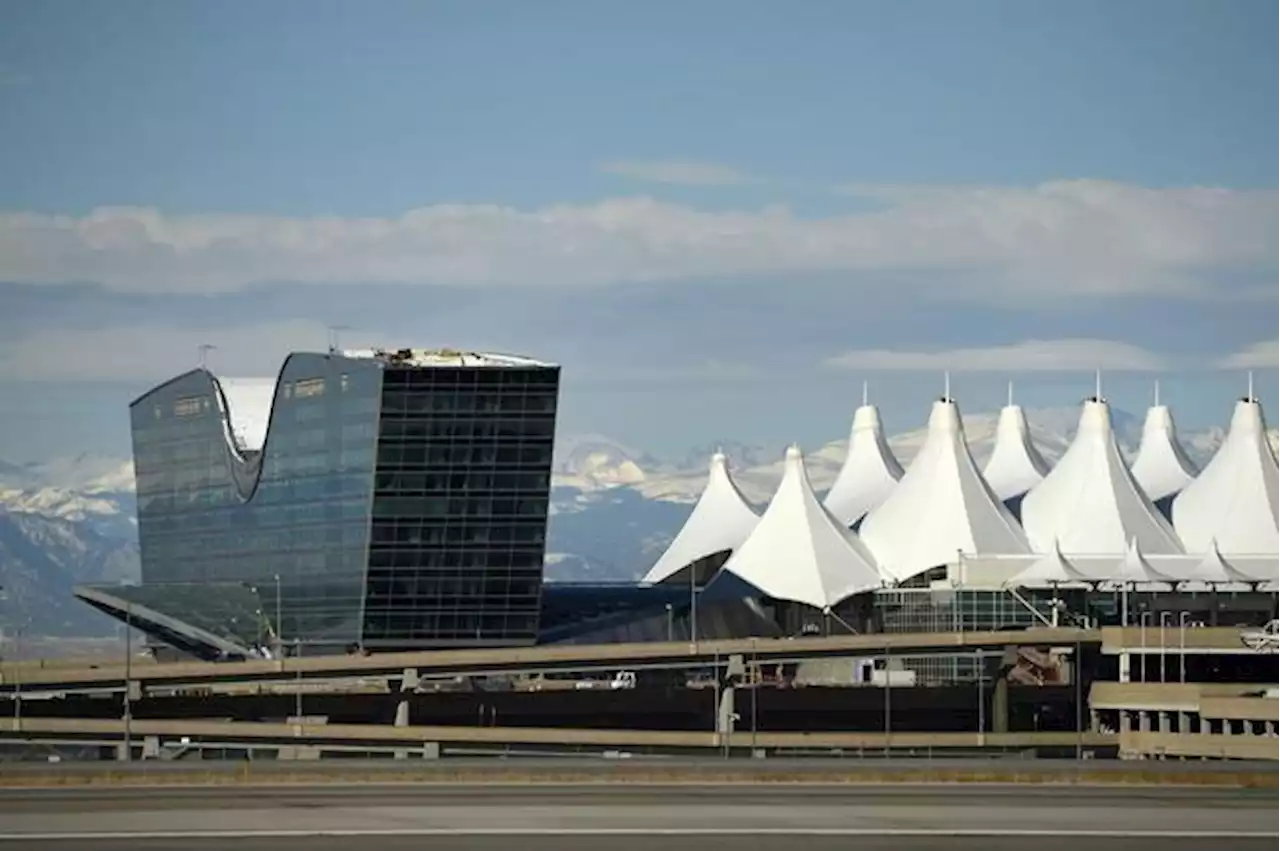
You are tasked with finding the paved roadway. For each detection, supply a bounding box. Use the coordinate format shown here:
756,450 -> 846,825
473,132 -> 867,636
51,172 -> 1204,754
0,785 -> 1273,850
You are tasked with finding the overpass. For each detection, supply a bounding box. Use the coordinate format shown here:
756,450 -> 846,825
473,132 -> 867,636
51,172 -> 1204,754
0,628 -> 1102,696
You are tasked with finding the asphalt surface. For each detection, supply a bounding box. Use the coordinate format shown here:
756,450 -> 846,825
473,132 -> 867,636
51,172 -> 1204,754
0,785 -> 1272,850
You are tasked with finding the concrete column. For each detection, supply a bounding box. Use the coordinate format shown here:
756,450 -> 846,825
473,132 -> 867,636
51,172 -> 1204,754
1177,712 -> 1190,734
1158,712 -> 1171,734
1264,721 -> 1275,737
717,685 -> 737,740
142,735 -> 160,760
1118,652 -> 1131,684
1138,710 -> 1151,733
1222,719 -> 1232,736
1119,710 -> 1131,732
394,699 -> 410,727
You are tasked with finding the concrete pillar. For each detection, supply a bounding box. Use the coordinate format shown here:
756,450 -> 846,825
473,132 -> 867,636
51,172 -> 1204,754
115,742 -> 130,762
1119,710 -> 1131,733
1090,709 -> 1100,733
422,741 -> 441,760
1222,719 -> 1232,736
717,685 -> 737,739
1177,712 -> 1190,734
1158,712 -> 1171,734
142,735 -> 160,760
1138,711 -> 1151,733
1264,720 -> 1275,737
400,668 -> 420,692
394,699 -> 410,727
1199,716 -> 1211,735
1118,652 -> 1131,684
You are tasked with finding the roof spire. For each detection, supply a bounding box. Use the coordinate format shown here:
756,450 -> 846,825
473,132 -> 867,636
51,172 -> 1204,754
943,371 -> 951,401
1153,379 -> 1160,407
1007,380 -> 1014,408
1247,370 -> 1255,402
861,380 -> 868,407
1095,368 -> 1103,402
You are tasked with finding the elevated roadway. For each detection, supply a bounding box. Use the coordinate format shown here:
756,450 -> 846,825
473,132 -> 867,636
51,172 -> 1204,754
0,628 -> 1100,695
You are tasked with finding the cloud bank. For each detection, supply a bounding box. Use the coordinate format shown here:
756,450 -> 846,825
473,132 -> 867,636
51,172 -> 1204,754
0,181 -> 1273,299
1216,339 -> 1279,369
824,338 -> 1170,372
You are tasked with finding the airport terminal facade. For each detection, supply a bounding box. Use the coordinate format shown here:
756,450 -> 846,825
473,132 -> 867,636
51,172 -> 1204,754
109,348 -> 560,653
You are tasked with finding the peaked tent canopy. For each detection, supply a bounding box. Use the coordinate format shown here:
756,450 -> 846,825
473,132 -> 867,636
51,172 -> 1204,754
860,396 -> 1031,582
823,393 -> 905,528
1130,393 -> 1198,503
1172,396 -> 1279,556
641,452 -> 760,585
1005,539 -> 1095,589
1020,396 -> 1184,556
982,388 -> 1051,503
1182,540 -> 1267,586
719,445 -> 887,610
1100,538 -> 1178,589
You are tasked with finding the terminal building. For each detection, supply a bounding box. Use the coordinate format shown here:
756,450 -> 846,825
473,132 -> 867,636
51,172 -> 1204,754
78,347 -> 562,656
78,359 -> 1279,676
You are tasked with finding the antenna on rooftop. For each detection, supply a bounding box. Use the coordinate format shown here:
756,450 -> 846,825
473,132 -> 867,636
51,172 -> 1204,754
327,324 -> 352,354
197,344 -> 217,370
861,380 -> 869,407
1007,380 -> 1014,408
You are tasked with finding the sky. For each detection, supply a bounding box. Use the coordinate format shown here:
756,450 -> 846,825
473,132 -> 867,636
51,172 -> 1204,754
0,0 -> 1276,462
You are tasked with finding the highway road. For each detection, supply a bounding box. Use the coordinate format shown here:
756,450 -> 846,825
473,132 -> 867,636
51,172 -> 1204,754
0,785 -> 1273,850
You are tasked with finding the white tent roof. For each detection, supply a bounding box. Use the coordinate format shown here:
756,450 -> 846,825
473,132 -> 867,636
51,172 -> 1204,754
1100,538 -> 1178,589
859,397 -> 1031,582
823,393 -> 904,528
1005,539 -> 1095,588
982,389 -> 1051,502
719,445 -> 887,609
1172,397 -> 1279,556
1130,392 -> 1198,503
1181,541 -> 1266,586
641,452 -> 760,584
1020,397 -> 1184,556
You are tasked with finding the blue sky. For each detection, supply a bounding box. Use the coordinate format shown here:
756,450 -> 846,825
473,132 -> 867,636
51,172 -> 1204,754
0,0 -> 1276,461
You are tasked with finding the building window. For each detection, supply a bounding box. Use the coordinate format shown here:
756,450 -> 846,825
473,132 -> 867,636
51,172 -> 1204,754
295,377 -> 326,398
173,397 -> 203,417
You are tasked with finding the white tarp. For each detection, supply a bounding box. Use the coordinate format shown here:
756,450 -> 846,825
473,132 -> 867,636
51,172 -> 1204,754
721,445 -> 888,609
642,452 -> 760,584
823,394 -> 904,528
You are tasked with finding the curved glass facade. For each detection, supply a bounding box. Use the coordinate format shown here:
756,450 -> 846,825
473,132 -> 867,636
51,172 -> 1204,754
130,351 -> 559,651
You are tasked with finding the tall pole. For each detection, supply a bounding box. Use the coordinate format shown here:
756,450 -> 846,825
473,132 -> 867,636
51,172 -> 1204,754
274,574 -> 283,659
976,649 -> 984,740
1178,612 -> 1189,683
11,622 -> 20,729
294,638 -> 303,722
689,568 -> 698,645
1074,638 -> 1083,759
1139,612 -> 1149,682
750,639 -> 758,753
883,636 -> 891,757
123,603 -> 132,761
1159,612 -> 1170,683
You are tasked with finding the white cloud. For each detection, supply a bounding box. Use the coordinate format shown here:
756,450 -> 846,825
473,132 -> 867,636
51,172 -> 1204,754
598,160 -> 759,186
1215,339 -> 1279,369
0,319 -> 402,381
824,338 -> 1169,372
0,180 -> 1273,298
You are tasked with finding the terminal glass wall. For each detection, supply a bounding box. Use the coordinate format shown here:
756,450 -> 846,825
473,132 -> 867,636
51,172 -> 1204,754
131,353 -> 383,649
363,365 -> 559,647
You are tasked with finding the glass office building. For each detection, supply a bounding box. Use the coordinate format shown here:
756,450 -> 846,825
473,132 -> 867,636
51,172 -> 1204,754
117,348 -> 559,653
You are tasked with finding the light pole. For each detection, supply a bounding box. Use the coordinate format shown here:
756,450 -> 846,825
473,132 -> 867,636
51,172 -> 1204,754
1159,612 -> 1172,683
883,635 -> 891,757
665,604 -> 673,642
1178,612 -> 1190,684
689,568 -> 698,645
1139,612 -> 1151,683
123,602 -> 133,762
294,638 -> 303,722
976,649 -> 984,741
274,574 -> 283,660
1074,638 -> 1083,760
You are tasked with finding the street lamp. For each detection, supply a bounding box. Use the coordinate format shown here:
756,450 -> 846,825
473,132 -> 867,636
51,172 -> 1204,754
1178,612 -> 1191,684
1139,612 -> 1151,683
665,603 -> 674,642
1159,612 -> 1172,683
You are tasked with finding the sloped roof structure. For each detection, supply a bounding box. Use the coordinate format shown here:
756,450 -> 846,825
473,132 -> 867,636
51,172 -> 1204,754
642,452 -> 760,585
1172,393 -> 1279,556
1005,540 -> 1095,588
1130,384 -> 1198,504
1020,395 -> 1184,556
982,383 -> 1051,503
1181,540 -> 1266,586
1101,538 -> 1178,589
719,445 -> 886,609
823,385 -> 905,528
859,395 -> 1031,582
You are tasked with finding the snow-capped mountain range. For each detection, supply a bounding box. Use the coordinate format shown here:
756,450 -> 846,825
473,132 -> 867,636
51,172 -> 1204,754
1,406 -> 1275,635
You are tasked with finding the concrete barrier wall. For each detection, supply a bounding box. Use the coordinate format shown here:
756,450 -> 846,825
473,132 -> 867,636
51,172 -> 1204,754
1119,730 -> 1278,761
